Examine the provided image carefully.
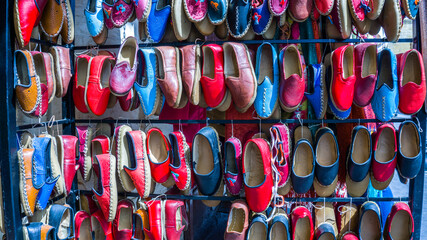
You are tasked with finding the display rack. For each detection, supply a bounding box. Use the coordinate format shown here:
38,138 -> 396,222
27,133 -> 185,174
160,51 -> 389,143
1,0 -> 426,239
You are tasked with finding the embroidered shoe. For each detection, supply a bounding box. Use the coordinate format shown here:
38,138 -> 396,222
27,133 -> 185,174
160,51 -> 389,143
146,128 -> 172,184
103,0 -> 115,29
134,0 -> 152,21
359,201 -> 382,240
224,200 -> 249,240
254,42 -> 279,119
207,0 -> 227,24
372,124 -> 397,190
49,46 -> 73,98
371,48 -> 399,122
246,213 -> 268,240
252,0 -> 273,35
85,0 -> 106,40
397,120 -> 422,179
401,0 -> 420,19
397,49 -> 426,115
269,0 -> 288,16
383,202 -> 414,240
314,0 -> 333,15
184,0 -> 208,22
23,222 -> 55,240
73,55 -> 91,114
226,0 -> 252,38
169,131 -> 192,191
354,43 -> 377,107
305,64 -> 327,119
18,148 -> 40,216
288,0 -> 313,22
314,202 -> 338,239
113,199 -> 133,239
13,0 -> 48,47
291,206 -> 314,240
224,137 -> 243,195
270,124 -> 292,195
112,0 -> 135,27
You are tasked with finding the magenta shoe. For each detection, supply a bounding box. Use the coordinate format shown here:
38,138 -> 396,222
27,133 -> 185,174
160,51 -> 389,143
110,37 -> 138,96
134,0 -> 151,21
269,0 -> 288,16
224,137 -> 243,195
112,0 -> 135,27
384,202 -> 414,240
184,0 -> 208,22
270,123 -> 291,195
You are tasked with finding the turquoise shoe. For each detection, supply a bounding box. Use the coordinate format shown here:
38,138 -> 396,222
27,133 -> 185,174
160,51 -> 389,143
207,0 -> 227,25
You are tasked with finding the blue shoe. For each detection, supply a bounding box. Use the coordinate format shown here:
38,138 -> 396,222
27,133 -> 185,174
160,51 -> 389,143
359,201 -> 382,240
268,209 -> 290,240
84,0 -> 105,37
192,127 -> 222,196
401,0 -> 419,20
207,0 -> 227,24
134,48 -> 165,117
252,0 -> 273,35
313,127 -> 339,197
305,64 -> 327,119
48,204 -> 74,240
371,48 -> 398,122
247,213 -> 268,240
143,0 -> 171,43
397,120 -> 422,179
226,0 -> 252,38
314,202 -> 337,240
291,139 -> 315,194
24,222 -> 55,240
254,42 -> 279,119
32,137 -> 59,211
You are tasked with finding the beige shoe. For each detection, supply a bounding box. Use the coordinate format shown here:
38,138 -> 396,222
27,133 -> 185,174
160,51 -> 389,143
314,202 -> 338,239
379,0 -> 401,42
113,125 -> 135,192
171,0 -> 191,41
337,203 -> 358,238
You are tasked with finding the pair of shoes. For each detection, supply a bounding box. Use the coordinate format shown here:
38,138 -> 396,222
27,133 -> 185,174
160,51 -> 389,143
75,210 -> 113,239
247,208 -> 291,240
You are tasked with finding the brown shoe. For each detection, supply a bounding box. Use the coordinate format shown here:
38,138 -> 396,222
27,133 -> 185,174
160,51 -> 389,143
49,46 -> 72,98
60,0 -> 75,44
180,45 -> 203,106
223,42 -> 257,113
337,203 -> 358,238
40,0 -> 65,38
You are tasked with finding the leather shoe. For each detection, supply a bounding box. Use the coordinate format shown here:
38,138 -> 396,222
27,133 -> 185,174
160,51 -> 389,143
279,45 -> 304,112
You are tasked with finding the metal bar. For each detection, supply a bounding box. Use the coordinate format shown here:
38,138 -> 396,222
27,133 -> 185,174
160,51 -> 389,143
0,0 -> 23,239
73,38 -> 415,50
16,119 -> 73,131
29,38 -> 74,48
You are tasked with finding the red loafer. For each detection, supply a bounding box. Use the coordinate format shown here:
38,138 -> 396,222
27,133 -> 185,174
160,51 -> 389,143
144,200 -> 165,240
85,55 -> 115,116
169,131 -> 192,191
354,43 -> 377,107
291,206 -> 314,240
384,202 -> 414,240
13,0 -> 48,47
397,49 -> 426,115
56,135 -> 79,195
165,200 -> 188,240
73,55 -> 92,113
270,123 -> 292,195
147,128 -> 172,184
75,211 -> 91,240
92,135 -> 111,158
372,124 -> 397,190
31,51 -> 56,103
92,210 -> 114,239
113,199 -> 133,240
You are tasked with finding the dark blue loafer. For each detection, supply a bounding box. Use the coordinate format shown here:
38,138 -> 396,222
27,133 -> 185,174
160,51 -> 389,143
268,209 -> 290,240
48,204 -> 74,240
227,0 -> 252,38
305,64 -> 327,120
24,222 -> 55,240
247,213 -> 268,240
397,120 -> 422,179
359,201 -> 382,240
291,139 -> 315,194
252,0 -> 272,35
192,126 -> 222,196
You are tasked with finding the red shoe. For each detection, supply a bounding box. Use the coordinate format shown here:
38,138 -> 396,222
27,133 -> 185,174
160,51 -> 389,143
85,55 -> 115,116
91,210 -> 113,239
73,55 -> 91,113
92,135 -> 111,158
397,49 -> 426,115
169,131 -> 192,191
200,44 -> 230,111
56,135 -> 79,195
291,206 -> 314,240
279,44 -> 305,112
384,202 -> 414,240
165,200 -> 188,240
13,0 -> 48,47
147,128 -> 172,184
92,154 -> 118,222
113,199 -> 133,240
31,51 -> 56,103
372,124 -> 397,190
354,43 -> 377,107
75,211 -> 91,240
330,45 -> 356,111
242,138 -> 273,213
144,200 -> 165,240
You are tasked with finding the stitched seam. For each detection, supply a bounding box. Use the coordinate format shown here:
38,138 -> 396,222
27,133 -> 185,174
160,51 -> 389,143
19,149 -> 34,216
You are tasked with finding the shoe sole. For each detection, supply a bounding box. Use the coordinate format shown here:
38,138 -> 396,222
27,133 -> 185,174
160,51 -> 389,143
83,58 -> 96,115
116,125 -> 136,192
190,46 -> 202,106
313,176 -> 338,197
234,44 -> 258,113
61,0 -> 74,44
13,0 -> 25,47
18,149 -> 34,217
171,0 -> 192,40
173,47 -> 184,109
371,169 -> 394,191
108,154 -> 118,222
319,64 -> 328,119
49,47 -> 64,98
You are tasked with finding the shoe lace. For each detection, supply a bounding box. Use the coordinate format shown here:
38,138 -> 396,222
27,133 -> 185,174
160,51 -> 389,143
360,0 -> 372,14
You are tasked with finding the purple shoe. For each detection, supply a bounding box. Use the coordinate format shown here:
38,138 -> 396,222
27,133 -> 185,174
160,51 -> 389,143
134,0 -> 151,21
110,37 -> 138,96
103,0 -> 115,29
184,0 -> 208,22
224,137 -> 243,195
112,0 -> 135,27
269,0 -> 288,16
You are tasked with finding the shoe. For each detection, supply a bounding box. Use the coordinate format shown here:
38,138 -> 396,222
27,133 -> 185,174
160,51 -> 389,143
110,37 -> 139,96
247,213 -> 268,240
92,135 -> 111,162
254,43 -> 279,119
372,124 -> 397,190
224,137 -> 243,195
314,0 -> 333,15
73,55 -> 91,113
169,131 -> 192,191
47,204 -> 74,240
201,44 -> 231,111
113,199 -> 133,239
305,64 -> 328,119
383,202 -> 413,240
102,0 -> 114,29
397,120 -> 422,179
144,200 -> 165,239
192,127 -> 223,196
401,0 -> 420,19
117,89 -> 136,111
180,45 -> 203,105
366,0 -> 385,19
314,202 -> 338,239
268,209 -> 290,240
165,200 -> 188,239
348,0 -> 368,23
56,135 -> 79,195
329,0 -> 352,39
155,46 -> 184,109
359,201 -> 382,240
92,210 -> 114,239
146,128 -> 172,185
207,0 -> 228,24
92,154 -> 118,222
226,0 -> 252,38
371,48 -> 399,122
49,46 -> 73,98
194,16 -> 216,36
60,0 -> 74,44
172,0 -> 192,40
353,16 -> 373,35
330,45 -> 355,112
341,232 -> 359,240
223,42 -> 257,113
397,49 -> 426,115
112,0 -> 134,27
279,45 -> 304,112
18,148 -> 39,216
133,208 -> 150,240
378,0 -> 401,42
85,0 -> 105,39
291,206 -> 314,240
224,200 -> 249,240
13,0 -> 48,47
75,211 -> 91,240
252,0 -> 273,35
183,0 -> 208,22
243,138 -> 273,213
270,124 -> 292,195
40,0 -> 64,38
353,44 -> 377,107
313,127 -> 339,197
23,222 -> 55,240
288,0 -> 313,22
291,139 -> 315,194
14,50 -> 41,115
113,125 -> 134,191
134,0 -> 151,21
269,0 -> 288,16
134,48 -> 164,117
85,55 -> 115,116
142,0 -> 171,42
337,203 -> 358,238
346,126 -> 372,197
31,51 -> 56,103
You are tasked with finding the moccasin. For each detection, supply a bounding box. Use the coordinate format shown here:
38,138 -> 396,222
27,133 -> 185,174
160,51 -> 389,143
184,0 -> 208,22
269,0 -> 288,16
76,126 -> 94,182
134,0 -> 152,21
13,0 -> 48,47
224,137 -> 243,195
92,210 -> 113,239
305,64 -> 328,119
270,124 -> 292,195
401,0 -> 420,19
73,55 -> 92,114
180,45 -> 203,106
113,199 -> 133,239
113,125 -> 135,191
40,0 -> 64,38
354,43 -> 377,107
330,45 -> 355,112
378,0 -> 401,42
246,213 -> 268,240
337,203 -> 358,238
207,0 -> 228,24
372,124 -> 397,190
23,222 -> 55,240
367,0 -> 385,19
268,208 -> 290,240
112,0 -> 135,27
314,202 -> 338,240
18,148 -> 40,216
32,51 -> 56,104
165,200 -> 188,239
133,208 -> 150,240
359,201 -> 382,240
314,0 -> 333,15
75,211 -> 91,240
397,120 -> 422,179
169,131 -> 192,191
56,135 -> 79,195
60,0 -> 75,44
146,128 -> 172,184
49,46 -> 73,98
383,202 -> 413,240
291,139 -> 315,194
225,200 -> 249,240
47,204 -> 74,240
291,206 -> 314,240
288,0 -> 313,22
226,0 -> 252,38
172,0 -> 192,40
252,0 -> 273,35
140,0 -> 171,43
